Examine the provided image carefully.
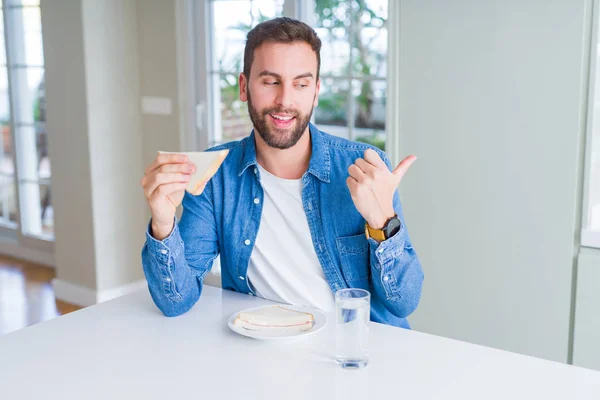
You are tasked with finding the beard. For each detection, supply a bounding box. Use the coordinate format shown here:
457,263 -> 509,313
247,89 -> 315,150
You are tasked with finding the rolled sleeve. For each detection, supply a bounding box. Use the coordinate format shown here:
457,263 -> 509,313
368,223 -> 423,318
145,217 -> 184,263
143,217 -> 189,303
368,225 -> 408,299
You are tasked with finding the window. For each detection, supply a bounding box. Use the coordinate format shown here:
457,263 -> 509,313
0,0 -> 52,243
196,0 -> 388,151
583,0 -> 600,248
313,0 -> 388,150
209,0 -> 285,145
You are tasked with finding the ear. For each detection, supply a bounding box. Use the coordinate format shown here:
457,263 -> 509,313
239,73 -> 248,102
313,78 -> 321,107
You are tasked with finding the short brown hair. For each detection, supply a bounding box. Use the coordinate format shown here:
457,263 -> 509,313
243,17 -> 322,81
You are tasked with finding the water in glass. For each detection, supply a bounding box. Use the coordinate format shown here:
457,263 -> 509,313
335,288 -> 370,369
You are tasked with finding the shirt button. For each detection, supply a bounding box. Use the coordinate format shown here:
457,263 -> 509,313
239,276 -> 245,281
378,248 -> 384,253
254,198 -> 260,204
383,275 -> 390,282
253,168 -> 258,174
160,249 -> 168,255
244,239 -> 251,245
165,277 -> 171,282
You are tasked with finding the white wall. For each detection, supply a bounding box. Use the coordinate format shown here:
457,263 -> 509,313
41,0 -> 98,291
399,0 -> 591,363
81,0 -> 146,291
137,0 -> 182,170
41,0 -> 147,301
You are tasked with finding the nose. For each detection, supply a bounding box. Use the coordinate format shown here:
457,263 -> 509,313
274,83 -> 294,110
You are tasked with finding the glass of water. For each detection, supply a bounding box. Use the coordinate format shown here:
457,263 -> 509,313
335,288 -> 370,369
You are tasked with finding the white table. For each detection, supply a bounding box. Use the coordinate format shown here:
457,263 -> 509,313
0,286 -> 599,399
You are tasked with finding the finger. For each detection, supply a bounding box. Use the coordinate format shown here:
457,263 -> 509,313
158,162 -> 196,174
354,158 -> 376,176
346,176 -> 358,192
363,148 -> 387,170
145,153 -> 188,174
142,163 -> 194,190
151,182 -> 188,205
392,155 -> 417,181
145,173 -> 190,198
348,164 -> 366,183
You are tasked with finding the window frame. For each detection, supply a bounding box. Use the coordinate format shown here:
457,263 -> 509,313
582,0 -> 600,249
0,0 -> 53,252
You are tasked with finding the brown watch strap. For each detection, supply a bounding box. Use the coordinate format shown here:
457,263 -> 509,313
365,223 -> 386,241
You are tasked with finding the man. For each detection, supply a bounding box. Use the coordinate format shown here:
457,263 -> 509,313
141,17 -> 423,329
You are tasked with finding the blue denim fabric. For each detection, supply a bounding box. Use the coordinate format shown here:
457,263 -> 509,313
141,123 -> 424,328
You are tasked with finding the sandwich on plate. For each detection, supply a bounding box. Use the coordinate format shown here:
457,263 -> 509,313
234,305 -> 314,333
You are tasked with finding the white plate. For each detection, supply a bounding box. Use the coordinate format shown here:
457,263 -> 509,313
228,304 -> 327,340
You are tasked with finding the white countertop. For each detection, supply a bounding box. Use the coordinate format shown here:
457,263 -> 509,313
0,286 -> 598,399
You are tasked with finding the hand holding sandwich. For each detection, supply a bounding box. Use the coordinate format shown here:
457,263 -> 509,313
141,150 -> 229,240
141,153 -> 195,240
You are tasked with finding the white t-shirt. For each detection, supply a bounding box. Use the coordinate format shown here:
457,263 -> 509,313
246,164 -> 335,312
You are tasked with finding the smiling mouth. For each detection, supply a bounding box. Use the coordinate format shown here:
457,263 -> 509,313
269,114 -> 295,121
268,114 -> 296,127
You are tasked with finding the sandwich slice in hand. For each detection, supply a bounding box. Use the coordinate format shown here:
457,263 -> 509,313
234,305 -> 314,333
159,150 -> 229,195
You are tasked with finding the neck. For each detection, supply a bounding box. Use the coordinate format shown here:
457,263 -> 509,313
254,127 -> 311,180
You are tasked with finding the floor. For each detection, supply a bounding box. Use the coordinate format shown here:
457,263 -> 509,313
0,255 -> 82,336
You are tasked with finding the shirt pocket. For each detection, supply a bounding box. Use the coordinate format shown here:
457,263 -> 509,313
335,234 -> 369,290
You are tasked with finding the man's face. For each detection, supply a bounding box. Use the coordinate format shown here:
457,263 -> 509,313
240,41 -> 320,149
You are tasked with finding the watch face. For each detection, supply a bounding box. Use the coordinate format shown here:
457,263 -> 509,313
384,217 -> 402,238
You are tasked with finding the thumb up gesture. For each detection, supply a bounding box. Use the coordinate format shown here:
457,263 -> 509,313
346,148 -> 417,229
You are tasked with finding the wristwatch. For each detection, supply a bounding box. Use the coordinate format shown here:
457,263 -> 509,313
365,215 -> 402,241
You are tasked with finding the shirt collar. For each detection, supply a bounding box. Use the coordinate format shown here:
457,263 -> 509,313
238,123 -> 330,183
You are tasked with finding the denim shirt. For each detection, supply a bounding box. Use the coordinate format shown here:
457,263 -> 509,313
141,124 -> 424,329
